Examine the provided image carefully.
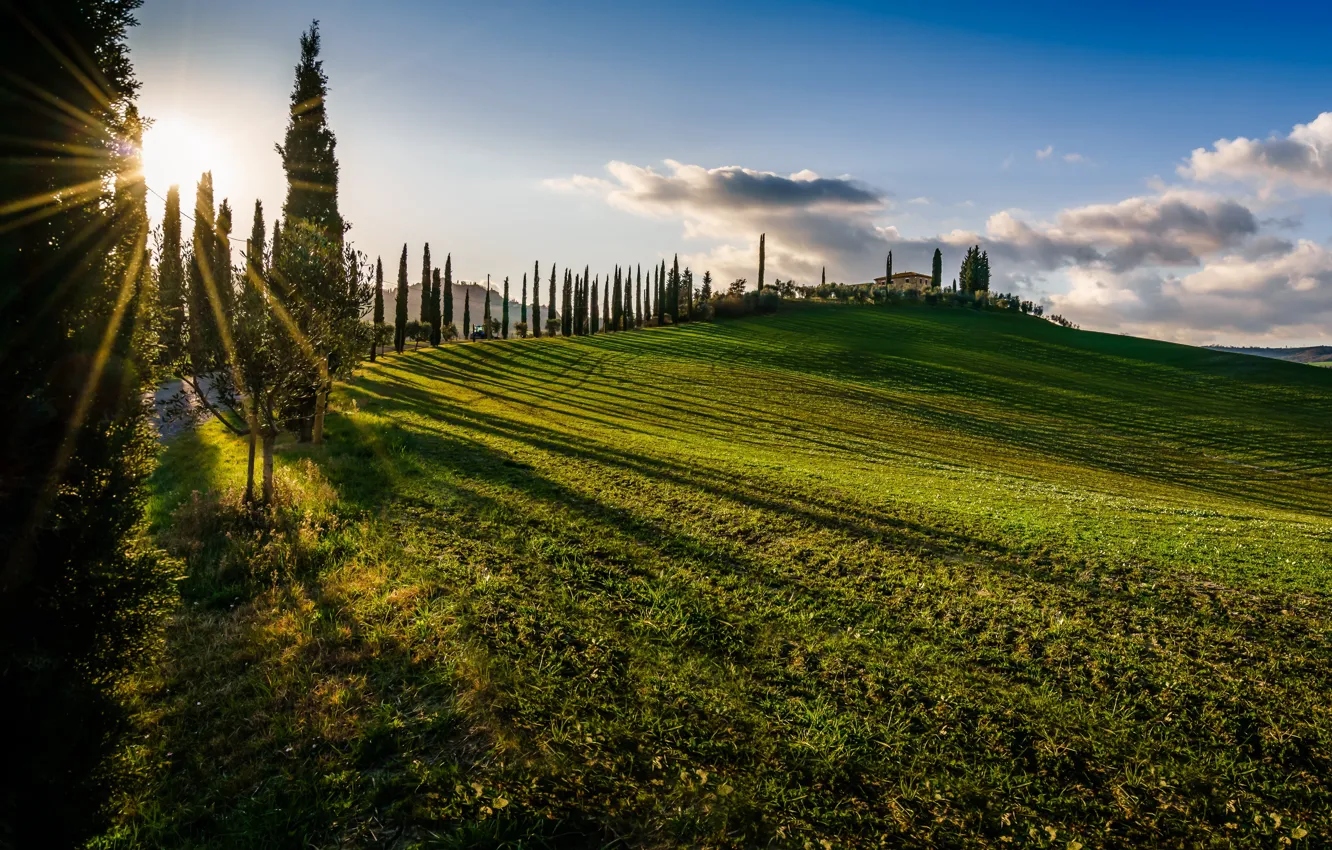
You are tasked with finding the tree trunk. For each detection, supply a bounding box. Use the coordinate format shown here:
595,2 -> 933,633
312,356 -> 329,445
262,431 -> 276,503
244,420 -> 257,504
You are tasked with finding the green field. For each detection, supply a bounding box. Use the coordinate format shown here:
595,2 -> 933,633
104,304 -> 1332,848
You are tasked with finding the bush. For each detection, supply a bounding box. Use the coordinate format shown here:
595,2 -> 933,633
160,459 -> 344,604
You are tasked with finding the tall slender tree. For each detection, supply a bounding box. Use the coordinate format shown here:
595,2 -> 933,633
276,20 -> 343,239
159,185 -> 186,364
463,286 -> 472,340
681,267 -> 693,321
430,268 -> 442,345
548,262 -> 558,329
214,198 -> 234,322
670,254 -> 681,321
886,251 -> 893,286
611,267 -> 621,331
635,264 -> 643,327
655,262 -> 665,324
932,248 -> 943,289
757,232 -> 766,291
187,172 -> 218,365
822,266 -> 826,286
701,270 -> 713,301
371,256 -> 384,359
591,276 -> 600,334
484,275 -> 493,339
561,269 -> 572,336
394,244 -> 409,353
443,253 -> 454,334
419,243 -> 431,323
520,273 -> 528,336
532,267 -> 541,337
502,275 -> 510,339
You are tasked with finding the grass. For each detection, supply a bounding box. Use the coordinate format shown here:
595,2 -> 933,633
99,303 -> 1332,848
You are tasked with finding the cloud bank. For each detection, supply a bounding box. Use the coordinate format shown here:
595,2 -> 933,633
1182,112 -> 1332,194
549,112 -> 1332,342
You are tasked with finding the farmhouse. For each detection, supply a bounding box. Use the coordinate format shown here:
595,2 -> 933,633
872,271 -> 933,291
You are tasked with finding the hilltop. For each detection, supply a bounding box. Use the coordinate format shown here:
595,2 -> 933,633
403,281 -> 529,335
1208,344 -> 1332,364
108,304 -> 1332,848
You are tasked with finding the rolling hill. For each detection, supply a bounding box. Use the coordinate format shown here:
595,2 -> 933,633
109,304 -> 1332,848
1208,344 -> 1332,364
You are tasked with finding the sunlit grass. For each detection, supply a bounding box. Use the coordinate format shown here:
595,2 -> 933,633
101,304 -> 1332,848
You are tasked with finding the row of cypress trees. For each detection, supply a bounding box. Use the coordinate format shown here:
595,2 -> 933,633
368,252 -> 715,352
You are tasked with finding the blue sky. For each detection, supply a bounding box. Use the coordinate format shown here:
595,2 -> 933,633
131,0 -> 1332,344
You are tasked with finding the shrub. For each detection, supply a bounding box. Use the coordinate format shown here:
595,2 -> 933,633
159,459 -> 344,604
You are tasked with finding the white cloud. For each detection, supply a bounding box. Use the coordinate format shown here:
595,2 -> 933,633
1063,152 -> 1090,164
1052,240 -> 1332,341
908,196 -> 933,205
1036,145 -> 1054,159
1181,112 -> 1332,194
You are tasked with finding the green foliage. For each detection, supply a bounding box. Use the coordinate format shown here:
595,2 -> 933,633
0,2 -> 176,845
276,20 -> 342,238
394,244 -> 408,353
757,232 -> 766,291
931,247 -> 943,288
159,186 -> 187,364
431,268 -> 442,345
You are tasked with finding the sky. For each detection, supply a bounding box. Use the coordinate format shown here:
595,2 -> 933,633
130,0 -> 1332,346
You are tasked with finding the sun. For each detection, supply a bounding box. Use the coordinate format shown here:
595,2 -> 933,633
141,116 -> 221,195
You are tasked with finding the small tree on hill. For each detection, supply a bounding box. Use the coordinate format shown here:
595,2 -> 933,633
932,248 -> 943,289
371,255 -> 384,360
502,276 -> 510,339
443,253 -> 454,338
430,267 -> 441,345
757,232 -> 766,291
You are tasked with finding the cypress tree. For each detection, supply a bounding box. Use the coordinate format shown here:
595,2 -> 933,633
394,244 -> 408,353
532,267 -> 541,338
591,276 -> 600,334
443,253 -> 454,334
701,270 -> 713,301
582,265 -> 590,334
682,267 -> 693,321
419,243 -> 431,324
932,247 -> 943,289
635,264 -> 643,328
430,268 -> 442,345
187,172 -> 218,365
603,275 -> 610,331
371,256 -> 384,360
484,275 -> 493,339
822,266 -> 826,286
979,250 -> 991,292
277,20 -> 343,239
656,262 -> 665,324
248,200 -> 266,277
886,250 -> 893,286
611,267 -> 621,331
214,198 -> 233,323
158,185 -> 185,364
670,254 -> 681,321
521,273 -> 528,336
757,232 -> 766,291
463,287 -> 471,340
548,262 -> 558,328
502,276 -> 510,339
562,269 -> 572,336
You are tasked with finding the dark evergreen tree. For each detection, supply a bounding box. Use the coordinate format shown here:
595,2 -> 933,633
681,267 -> 693,321
1,5 -> 173,841
521,273 -> 528,335
612,267 -> 622,330
214,198 -> 234,323
548,262 -> 558,327
158,185 -> 186,364
430,268 -> 442,345
978,249 -> 991,292
463,286 -> 472,339
187,172 -> 218,365
591,276 -> 600,334
932,247 -> 943,289
443,253 -> 454,334
757,232 -> 766,291
822,266 -> 826,286
670,255 -> 681,320
419,243 -> 431,324
484,276 -> 493,339
886,250 -> 893,285
276,20 -> 343,239
371,256 -> 384,360
532,267 -> 541,337
248,200 -> 266,277
656,262 -> 665,324
394,244 -> 409,352
502,275 -> 510,339
635,264 -> 643,327
561,269 -> 572,336
701,270 -> 713,301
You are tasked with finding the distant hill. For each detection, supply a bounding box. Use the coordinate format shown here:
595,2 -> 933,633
1207,345 -> 1332,364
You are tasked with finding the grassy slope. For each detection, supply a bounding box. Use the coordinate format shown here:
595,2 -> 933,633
104,304 -> 1332,849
